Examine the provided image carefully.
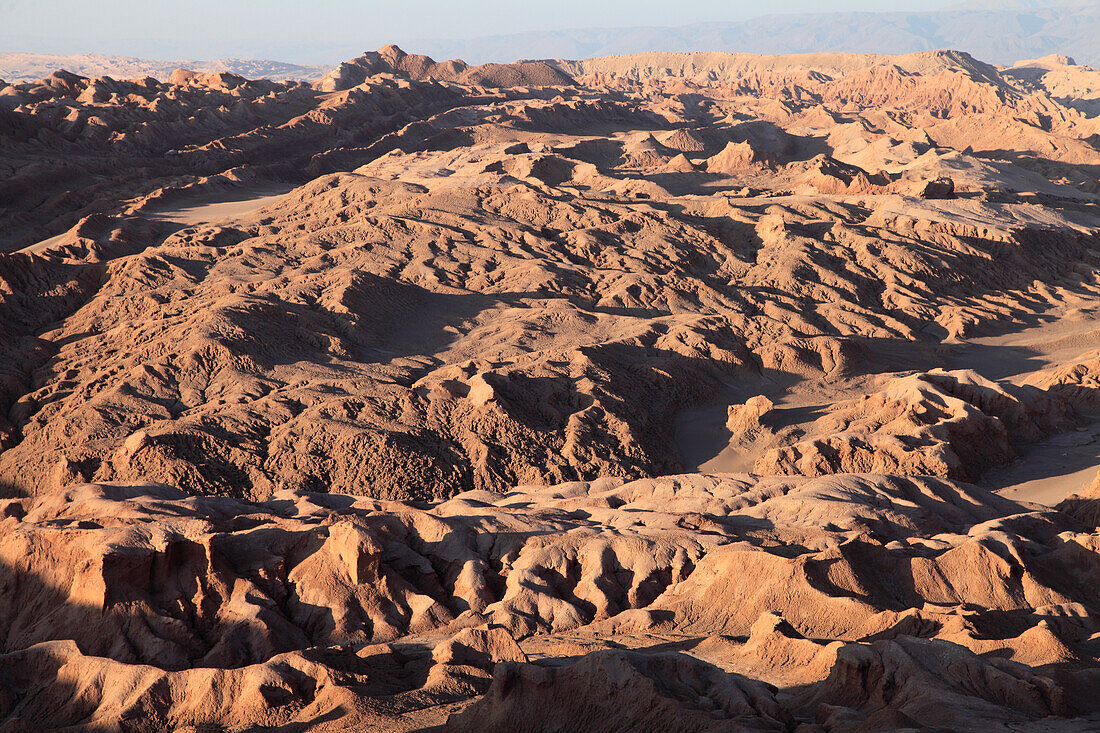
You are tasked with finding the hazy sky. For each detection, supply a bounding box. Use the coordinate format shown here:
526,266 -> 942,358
1,0 -> 964,63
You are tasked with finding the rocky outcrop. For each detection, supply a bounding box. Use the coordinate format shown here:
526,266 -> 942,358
315,44 -> 573,92
747,370 -> 1078,482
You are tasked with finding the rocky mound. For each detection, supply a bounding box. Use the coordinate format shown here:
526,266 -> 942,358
1026,350 -> 1100,412
733,369 -> 1078,482
316,44 -> 573,92
1060,468 -> 1100,527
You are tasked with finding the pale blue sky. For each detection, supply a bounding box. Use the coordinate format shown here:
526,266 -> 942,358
1,0 -> 964,63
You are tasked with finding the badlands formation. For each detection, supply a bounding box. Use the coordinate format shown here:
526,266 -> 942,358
2,44 -> 1100,730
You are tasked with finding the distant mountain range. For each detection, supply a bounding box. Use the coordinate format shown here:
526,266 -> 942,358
0,53 -> 329,83
409,2 -> 1100,67
4,2 -> 1100,84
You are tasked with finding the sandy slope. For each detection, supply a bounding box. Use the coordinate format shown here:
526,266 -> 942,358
143,186 -> 293,226
18,185 -> 293,256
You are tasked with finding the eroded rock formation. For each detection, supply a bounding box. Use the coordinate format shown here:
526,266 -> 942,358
2,44 -> 1100,729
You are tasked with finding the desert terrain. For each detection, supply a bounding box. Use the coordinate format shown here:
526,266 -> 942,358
2,42 -> 1100,730
0,53 -> 330,84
